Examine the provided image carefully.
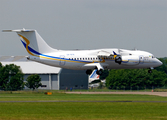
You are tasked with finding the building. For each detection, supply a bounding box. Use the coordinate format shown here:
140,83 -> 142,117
0,56 -> 88,90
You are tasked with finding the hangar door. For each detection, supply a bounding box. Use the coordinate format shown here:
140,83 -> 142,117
24,74 -> 50,89
51,74 -> 58,90
24,74 -> 58,90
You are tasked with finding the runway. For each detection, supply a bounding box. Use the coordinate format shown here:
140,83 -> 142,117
66,92 -> 167,97
0,100 -> 167,103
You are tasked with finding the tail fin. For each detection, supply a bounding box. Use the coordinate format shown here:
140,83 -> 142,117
3,29 -> 57,56
89,69 -> 100,82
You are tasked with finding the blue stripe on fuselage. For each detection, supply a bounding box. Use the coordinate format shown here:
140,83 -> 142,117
20,40 -> 96,63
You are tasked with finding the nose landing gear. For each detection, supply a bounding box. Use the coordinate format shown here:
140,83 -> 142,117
148,68 -> 153,73
148,69 -> 152,73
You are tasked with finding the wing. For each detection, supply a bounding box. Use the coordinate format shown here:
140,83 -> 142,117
97,50 -> 114,57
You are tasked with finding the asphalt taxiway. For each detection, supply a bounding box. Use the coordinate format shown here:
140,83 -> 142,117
66,92 -> 167,97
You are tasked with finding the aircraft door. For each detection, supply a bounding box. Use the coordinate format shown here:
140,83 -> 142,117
139,55 -> 144,64
59,55 -> 66,66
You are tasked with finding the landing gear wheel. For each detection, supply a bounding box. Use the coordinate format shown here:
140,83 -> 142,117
96,69 -> 103,75
148,69 -> 152,73
86,69 -> 92,75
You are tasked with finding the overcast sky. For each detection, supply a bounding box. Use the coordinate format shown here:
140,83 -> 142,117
0,0 -> 167,57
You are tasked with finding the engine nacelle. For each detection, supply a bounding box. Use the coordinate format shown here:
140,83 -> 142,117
115,56 -> 122,64
121,56 -> 139,65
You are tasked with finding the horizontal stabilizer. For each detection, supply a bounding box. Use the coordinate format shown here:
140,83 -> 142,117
2,28 -> 35,32
0,56 -> 29,62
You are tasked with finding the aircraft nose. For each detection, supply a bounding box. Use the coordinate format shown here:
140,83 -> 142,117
155,58 -> 163,67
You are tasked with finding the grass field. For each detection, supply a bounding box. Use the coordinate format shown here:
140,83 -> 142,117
0,91 -> 167,120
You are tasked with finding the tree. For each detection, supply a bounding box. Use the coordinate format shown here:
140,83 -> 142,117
25,74 -> 42,90
155,58 -> 167,74
0,62 -> 2,68
0,64 -> 24,90
100,70 -> 109,80
106,69 -> 167,89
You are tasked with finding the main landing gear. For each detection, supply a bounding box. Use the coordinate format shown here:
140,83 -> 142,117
86,69 -> 92,75
96,69 -> 103,75
86,69 -> 103,75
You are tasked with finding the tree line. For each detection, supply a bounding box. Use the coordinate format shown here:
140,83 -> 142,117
0,63 -> 42,91
105,57 -> 167,89
0,57 -> 166,91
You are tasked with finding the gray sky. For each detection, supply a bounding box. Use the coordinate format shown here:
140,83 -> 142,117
0,0 -> 167,57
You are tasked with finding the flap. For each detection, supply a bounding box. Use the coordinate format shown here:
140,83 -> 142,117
83,63 -> 108,70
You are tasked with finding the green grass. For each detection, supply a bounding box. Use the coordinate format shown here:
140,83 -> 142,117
0,92 -> 167,101
154,88 -> 167,92
0,92 -> 167,120
0,102 -> 167,120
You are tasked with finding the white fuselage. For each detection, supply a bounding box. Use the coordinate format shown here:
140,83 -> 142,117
28,48 -> 162,70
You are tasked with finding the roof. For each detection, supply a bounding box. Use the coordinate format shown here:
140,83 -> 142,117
1,61 -> 61,74
0,56 -> 61,74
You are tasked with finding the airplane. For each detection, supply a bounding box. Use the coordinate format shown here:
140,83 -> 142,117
2,28 -> 162,75
89,69 -> 100,83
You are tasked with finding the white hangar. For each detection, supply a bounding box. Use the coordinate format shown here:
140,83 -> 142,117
0,56 -> 88,90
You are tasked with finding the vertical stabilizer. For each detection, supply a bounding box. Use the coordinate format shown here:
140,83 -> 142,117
89,69 -> 100,83
3,29 -> 57,56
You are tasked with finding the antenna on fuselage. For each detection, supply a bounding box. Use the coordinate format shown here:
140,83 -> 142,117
133,47 -> 137,51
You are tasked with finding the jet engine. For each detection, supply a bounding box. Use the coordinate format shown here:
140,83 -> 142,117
115,56 -> 139,65
115,56 -> 122,64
